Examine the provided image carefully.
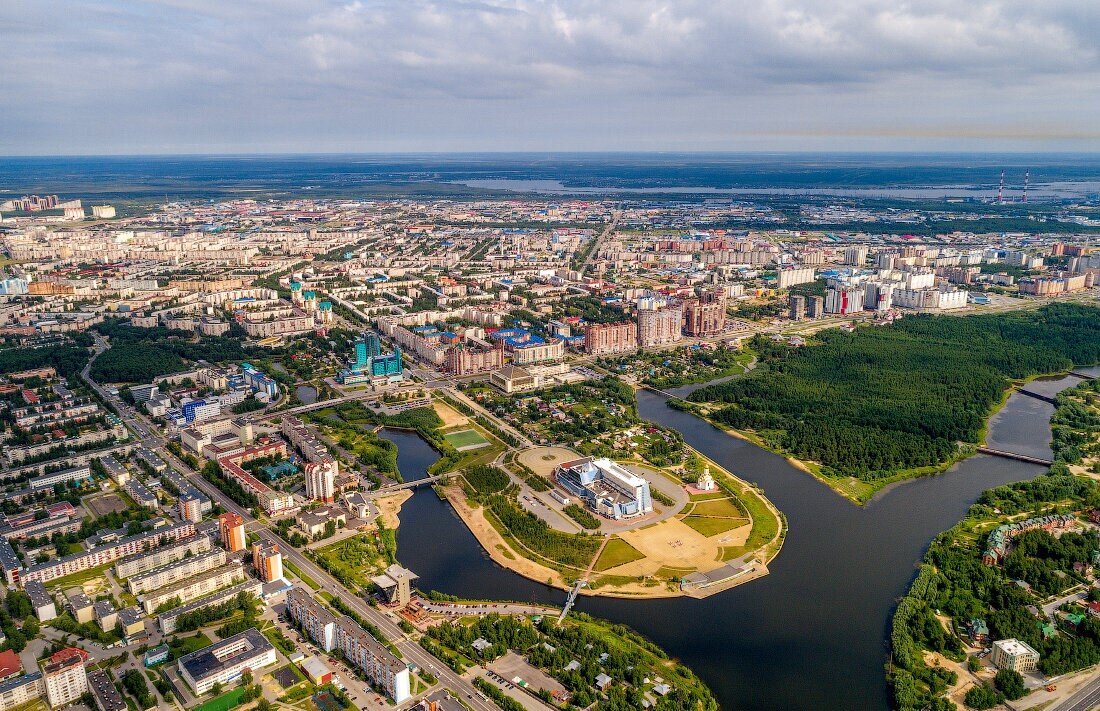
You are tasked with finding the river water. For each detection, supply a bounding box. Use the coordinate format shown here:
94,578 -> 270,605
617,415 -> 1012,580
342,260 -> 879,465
390,369 -> 1098,710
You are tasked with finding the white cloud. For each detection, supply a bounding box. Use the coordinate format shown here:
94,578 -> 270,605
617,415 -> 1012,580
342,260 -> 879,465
0,0 -> 1097,152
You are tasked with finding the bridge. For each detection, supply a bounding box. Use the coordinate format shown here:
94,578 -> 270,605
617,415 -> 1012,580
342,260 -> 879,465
558,580 -> 587,623
371,472 -> 449,495
976,447 -> 1054,466
1069,371 -> 1097,380
259,391 -> 377,420
1016,389 -> 1057,405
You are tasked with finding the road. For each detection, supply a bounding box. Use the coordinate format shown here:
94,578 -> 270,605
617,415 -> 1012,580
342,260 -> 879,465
579,210 -> 620,271
83,334 -> 500,711
1053,673 -> 1100,711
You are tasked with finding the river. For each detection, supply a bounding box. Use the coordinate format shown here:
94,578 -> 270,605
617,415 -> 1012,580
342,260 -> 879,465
389,369 -> 1098,710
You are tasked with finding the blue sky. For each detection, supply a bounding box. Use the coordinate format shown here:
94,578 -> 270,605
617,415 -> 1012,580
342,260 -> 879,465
3,0 -> 1098,154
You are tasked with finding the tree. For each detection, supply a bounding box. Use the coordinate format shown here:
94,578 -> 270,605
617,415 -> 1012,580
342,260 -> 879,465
210,681 -> 223,696
963,683 -> 1003,710
994,669 -> 1026,701
21,617 -> 39,637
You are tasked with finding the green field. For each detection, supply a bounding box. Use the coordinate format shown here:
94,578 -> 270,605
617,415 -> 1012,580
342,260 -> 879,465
681,516 -> 743,537
168,631 -> 213,657
592,537 -> 645,571
194,687 -> 247,711
444,428 -> 490,449
687,497 -> 744,518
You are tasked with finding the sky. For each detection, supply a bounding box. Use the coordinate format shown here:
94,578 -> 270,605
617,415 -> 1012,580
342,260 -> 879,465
3,0 -> 1099,155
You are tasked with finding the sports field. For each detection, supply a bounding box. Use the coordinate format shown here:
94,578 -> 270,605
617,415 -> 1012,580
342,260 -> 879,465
443,428 -> 490,450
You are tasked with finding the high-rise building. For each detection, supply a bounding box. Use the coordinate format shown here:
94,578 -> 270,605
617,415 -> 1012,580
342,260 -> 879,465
844,246 -> 869,266
304,461 -> 337,503
776,268 -> 815,289
584,322 -> 638,356
807,295 -> 825,318
789,294 -> 806,321
178,496 -> 203,523
825,286 -> 865,315
251,541 -> 283,583
637,303 -> 683,348
218,512 -> 246,553
682,288 -> 727,336
43,653 -> 87,709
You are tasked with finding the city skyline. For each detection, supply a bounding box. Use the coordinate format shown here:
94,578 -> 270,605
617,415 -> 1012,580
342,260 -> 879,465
3,0 -> 1099,155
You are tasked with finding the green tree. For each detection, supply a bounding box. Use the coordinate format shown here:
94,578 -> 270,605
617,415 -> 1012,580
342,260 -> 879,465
994,669 -> 1026,701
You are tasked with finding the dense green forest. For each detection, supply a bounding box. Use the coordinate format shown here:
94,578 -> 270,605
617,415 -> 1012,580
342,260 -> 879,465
0,335 -> 92,377
90,319 -> 264,382
690,304 -> 1100,482
889,470 -> 1100,710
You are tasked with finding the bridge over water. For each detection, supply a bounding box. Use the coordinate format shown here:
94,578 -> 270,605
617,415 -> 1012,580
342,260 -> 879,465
976,446 -> 1053,466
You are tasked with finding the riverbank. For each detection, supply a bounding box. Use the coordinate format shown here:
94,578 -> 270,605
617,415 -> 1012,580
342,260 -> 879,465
438,444 -> 784,600
679,366 -> 1095,506
682,305 -> 1100,507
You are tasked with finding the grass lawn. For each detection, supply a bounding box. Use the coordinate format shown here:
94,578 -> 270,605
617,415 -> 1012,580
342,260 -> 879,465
688,497 -> 744,518
169,631 -> 213,657
285,560 -> 321,590
194,687 -> 247,711
681,515 -> 743,537
592,537 -> 645,571
443,428 -> 490,449
721,486 -> 781,561
43,560 -> 114,590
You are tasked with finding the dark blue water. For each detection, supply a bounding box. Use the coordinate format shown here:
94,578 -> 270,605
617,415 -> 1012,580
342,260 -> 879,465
3,153 -> 1100,200
388,368 -> 1099,710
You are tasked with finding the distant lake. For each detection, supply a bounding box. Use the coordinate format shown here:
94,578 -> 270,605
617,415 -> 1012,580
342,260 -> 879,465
453,178 -> 1100,200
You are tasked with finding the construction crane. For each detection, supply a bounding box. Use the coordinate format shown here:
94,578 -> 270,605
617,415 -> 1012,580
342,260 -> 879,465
997,170 -> 1005,204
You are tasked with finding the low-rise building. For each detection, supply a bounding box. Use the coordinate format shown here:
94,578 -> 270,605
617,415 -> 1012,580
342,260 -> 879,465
0,673 -> 44,711
991,638 -> 1040,673
24,580 -> 56,621
177,628 -> 277,695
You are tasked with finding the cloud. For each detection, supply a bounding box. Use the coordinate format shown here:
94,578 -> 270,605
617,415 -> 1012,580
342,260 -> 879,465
0,0 -> 1097,152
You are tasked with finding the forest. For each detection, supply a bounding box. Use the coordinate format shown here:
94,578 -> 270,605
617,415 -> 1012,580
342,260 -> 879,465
89,319 -> 264,382
691,304 -> 1100,482
889,470 -> 1100,711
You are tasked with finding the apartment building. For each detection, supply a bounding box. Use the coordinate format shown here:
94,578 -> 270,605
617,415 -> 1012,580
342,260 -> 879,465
219,512 -> 247,552
304,461 -> 337,503
443,344 -> 504,376
682,288 -> 727,336
158,579 -> 264,635
285,586 -> 411,702
114,534 -> 212,580
0,673 -> 44,711
584,321 -> 637,356
43,655 -> 87,709
140,563 -> 246,614
126,548 -> 226,595
22,521 -> 195,585
637,304 -> 682,348
251,541 -> 283,583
